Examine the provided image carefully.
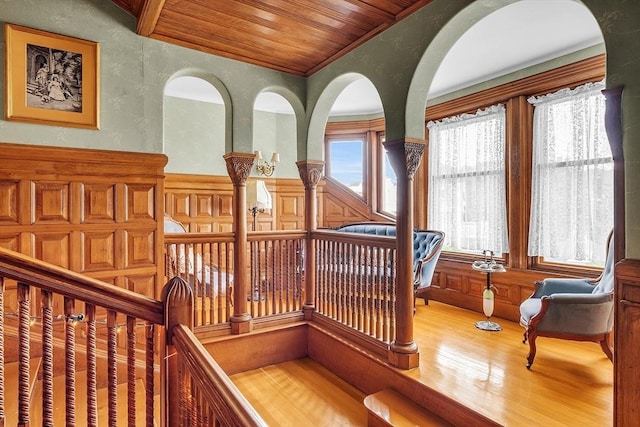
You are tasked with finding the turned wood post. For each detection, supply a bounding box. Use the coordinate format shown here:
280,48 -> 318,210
161,276 -> 193,427
297,160 -> 325,319
224,152 -> 256,334
383,138 -> 425,369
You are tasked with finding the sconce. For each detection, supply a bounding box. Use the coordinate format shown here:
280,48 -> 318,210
254,151 -> 279,177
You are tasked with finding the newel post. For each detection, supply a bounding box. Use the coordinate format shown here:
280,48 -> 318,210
297,160 -> 325,319
161,276 -> 193,427
224,152 -> 255,334
383,138 -> 425,369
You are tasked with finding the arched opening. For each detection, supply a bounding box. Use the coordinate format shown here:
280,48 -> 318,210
163,75 -> 229,175
252,91 -> 297,179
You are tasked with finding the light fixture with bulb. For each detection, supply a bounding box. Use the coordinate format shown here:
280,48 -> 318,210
254,150 -> 279,177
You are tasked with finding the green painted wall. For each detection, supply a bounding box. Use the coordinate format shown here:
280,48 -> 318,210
164,96 -> 226,175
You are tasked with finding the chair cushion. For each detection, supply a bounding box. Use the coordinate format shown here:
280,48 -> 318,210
519,298 -> 542,326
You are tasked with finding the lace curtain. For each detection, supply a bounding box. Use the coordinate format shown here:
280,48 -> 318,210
527,81 -> 613,265
427,104 -> 509,255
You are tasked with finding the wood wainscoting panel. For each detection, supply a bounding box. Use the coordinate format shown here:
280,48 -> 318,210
126,184 -> 156,222
81,230 -> 116,271
33,181 -> 71,223
125,229 -> 156,268
164,174 -> 236,232
0,180 -> 19,223
0,142 -> 167,300
169,192 -> 191,217
125,274 -> 157,297
444,273 -> 464,293
193,193 -> 214,217
274,179 -> 305,230
82,183 -> 116,222
0,233 -> 20,251
33,232 -> 71,269
615,258 -> 640,426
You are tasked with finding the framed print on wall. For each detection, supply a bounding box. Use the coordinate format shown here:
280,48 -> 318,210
4,23 -> 100,129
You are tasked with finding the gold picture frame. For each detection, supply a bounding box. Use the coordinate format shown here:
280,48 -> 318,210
4,23 -> 100,129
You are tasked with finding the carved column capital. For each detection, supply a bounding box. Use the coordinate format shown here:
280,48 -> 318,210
383,138 -> 426,179
224,152 -> 256,186
296,160 -> 325,189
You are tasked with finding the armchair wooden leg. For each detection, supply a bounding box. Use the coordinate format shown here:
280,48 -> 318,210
526,329 -> 537,369
600,333 -> 614,362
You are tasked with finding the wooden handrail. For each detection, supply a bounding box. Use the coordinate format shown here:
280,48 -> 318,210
312,229 -> 397,249
165,231 -> 235,244
172,324 -> 268,427
0,246 -> 163,325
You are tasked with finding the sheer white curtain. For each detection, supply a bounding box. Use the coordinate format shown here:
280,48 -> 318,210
427,104 -> 508,255
528,81 -> 612,265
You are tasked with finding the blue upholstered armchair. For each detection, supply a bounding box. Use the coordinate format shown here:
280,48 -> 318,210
413,230 -> 445,305
519,231 -> 615,369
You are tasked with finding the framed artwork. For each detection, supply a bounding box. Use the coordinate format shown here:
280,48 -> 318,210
4,23 -> 100,129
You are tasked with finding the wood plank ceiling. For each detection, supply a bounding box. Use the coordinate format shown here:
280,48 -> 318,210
112,0 -> 433,76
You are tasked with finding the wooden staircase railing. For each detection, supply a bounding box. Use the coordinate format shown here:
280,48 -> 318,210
163,276 -> 267,427
0,246 -> 272,427
312,230 -> 397,344
0,246 -> 163,426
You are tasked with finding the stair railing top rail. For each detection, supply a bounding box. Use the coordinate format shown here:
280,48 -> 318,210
0,246 -> 163,324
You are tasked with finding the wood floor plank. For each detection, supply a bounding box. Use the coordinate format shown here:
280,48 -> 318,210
232,301 -> 612,426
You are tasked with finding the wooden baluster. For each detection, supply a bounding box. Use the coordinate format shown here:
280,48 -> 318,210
330,240 -> 338,320
127,316 -> 136,427
0,277 -> 5,426
382,251 -> 390,343
86,304 -> 98,427
64,296 -> 77,427
390,249 -> 397,343
145,322 -> 155,427
360,246 -> 370,335
17,282 -> 30,427
351,244 -> 358,329
211,243 -> 221,324
375,249 -> 382,340
41,290 -> 54,426
107,310 -> 118,427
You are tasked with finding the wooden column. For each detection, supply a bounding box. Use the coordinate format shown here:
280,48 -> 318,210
384,138 -> 425,369
297,160 -> 325,320
224,152 -> 256,334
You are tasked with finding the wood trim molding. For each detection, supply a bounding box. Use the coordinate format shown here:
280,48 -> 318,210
426,54 -> 606,121
136,0 -> 166,36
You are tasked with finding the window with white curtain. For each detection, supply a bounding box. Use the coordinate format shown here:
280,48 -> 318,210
528,81 -> 612,266
427,104 -> 509,255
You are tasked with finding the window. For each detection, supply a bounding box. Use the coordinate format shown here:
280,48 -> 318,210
326,136 -> 364,196
427,104 -> 509,255
528,81 -> 612,266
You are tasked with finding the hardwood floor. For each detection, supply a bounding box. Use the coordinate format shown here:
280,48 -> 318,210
232,301 -> 613,426
410,301 -> 612,426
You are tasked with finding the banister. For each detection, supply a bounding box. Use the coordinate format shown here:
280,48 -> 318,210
312,229 -> 397,249
172,324 -> 268,427
0,246 -> 163,325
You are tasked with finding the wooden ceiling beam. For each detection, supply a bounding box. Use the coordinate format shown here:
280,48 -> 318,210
136,0 -> 166,36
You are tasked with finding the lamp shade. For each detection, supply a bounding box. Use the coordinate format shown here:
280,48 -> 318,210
247,180 -> 272,210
